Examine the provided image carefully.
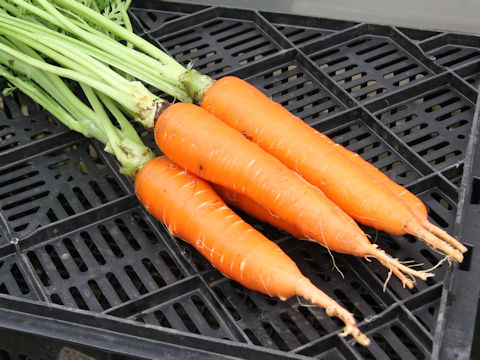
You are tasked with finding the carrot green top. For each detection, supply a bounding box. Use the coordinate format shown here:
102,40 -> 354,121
0,0 -> 213,103
0,31 -> 154,177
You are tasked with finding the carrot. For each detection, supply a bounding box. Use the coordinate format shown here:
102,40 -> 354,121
214,184 -> 435,287
200,76 -> 466,262
212,184 -> 305,240
331,144 -> 467,253
135,156 -> 370,346
155,103 -> 433,288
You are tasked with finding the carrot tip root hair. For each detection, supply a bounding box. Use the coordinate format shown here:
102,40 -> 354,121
422,221 -> 468,253
410,226 -> 464,263
368,247 -> 434,289
297,279 -> 370,346
325,306 -> 371,346
340,325 -> 371,347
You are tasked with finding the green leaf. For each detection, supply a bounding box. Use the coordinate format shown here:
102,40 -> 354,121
2,83 -> 16,96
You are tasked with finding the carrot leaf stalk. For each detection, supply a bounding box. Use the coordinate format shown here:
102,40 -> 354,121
0,25 -> 166,130
0,36 -> 154,176
0,0 -> 193,102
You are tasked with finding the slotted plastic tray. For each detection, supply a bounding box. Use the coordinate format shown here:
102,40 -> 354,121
1,2 -> 480,359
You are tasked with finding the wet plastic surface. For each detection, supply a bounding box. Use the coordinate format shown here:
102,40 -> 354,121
0,1 -> 479,359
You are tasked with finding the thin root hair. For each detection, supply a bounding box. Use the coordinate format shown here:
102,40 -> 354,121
383,269 -> 393,292
422,254 -> 450,272
317,224 -> 345,279
296,295 -> 318,308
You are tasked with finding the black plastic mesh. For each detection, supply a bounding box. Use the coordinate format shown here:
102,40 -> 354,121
374,85 -> 474,171
151,9 -> 282,78
0,2 -> 479,360
304,30 -> 434,103
0,136 -> 127,237
24,208 -> 187,311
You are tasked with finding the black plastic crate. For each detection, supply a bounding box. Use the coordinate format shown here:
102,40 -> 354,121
1,2 -> 480,360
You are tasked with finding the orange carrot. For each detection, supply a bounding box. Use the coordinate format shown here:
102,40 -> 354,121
214,184 -> 437,288
155,103 -> 433,288
200,76 -> 465,261
212,184 -> 305,239
332,144 -> 467,253
135,156 -> 370,345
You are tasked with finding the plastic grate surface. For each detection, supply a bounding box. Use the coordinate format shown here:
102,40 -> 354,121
455,61 -> 480,89
321,116 -> 422,185
153,13 -> 281,78
211,243 -> 391,352
131,8 -> 186,31
307,34 -> 433,102
260,12 -> 358,48
275,24 -> 334,46
245,59 -> 346,125
0,2 -> 479,360
374,85 -> 474,171
0,88 -> 67,156
0,255 -> 36,300
129,0 -> 208,32
24,208 -> 187,311
396,27 -> 441,43
0,328 -> 109,360
0,138 -> 127,238
428,45 -> 480,70
354,317 -> 430,360
410,297 -> 441,335
131,279 -> 242,341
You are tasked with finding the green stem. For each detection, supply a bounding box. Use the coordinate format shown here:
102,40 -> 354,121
81,83 -> 122,146
0,39 -> 162,129
39,0 -> 187,87
50,0 -> 183,70
2,0 -> 213,102
115,0 -> 133,48
0,4 -> 155,177
0,13 -> 191,101
82,84 -> 155,177
0,36 -> 106,140
98,92 -> 143,145
0,23 -> 132,93
0,6 -> 193,101
0,64 -> 112,144
2,64 -> 153,177
1,65 -> 81,133
3,0 -> 60,26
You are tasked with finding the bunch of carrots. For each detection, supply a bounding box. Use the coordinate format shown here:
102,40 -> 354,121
0,0 -> 469,346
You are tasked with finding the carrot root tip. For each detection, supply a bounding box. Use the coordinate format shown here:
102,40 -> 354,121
326,307 -> 370,346
369,247 -> 434,281
340,326 -> 371,347
297,280 -> 370,346
422,221 -> 468,253
412,226 -> 464,263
